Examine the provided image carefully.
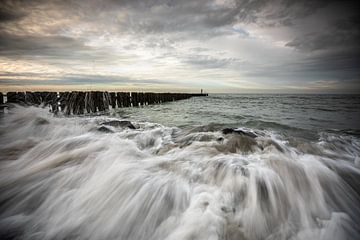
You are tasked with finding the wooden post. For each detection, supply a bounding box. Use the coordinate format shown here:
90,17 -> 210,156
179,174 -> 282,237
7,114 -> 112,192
138,92 -> 144,106
72,92 -> 85,115
124,92 -> 131,107
6,92 -> 18,103
131,92 -> 138,107
110,92 -> 116,108
116,92 -> 123,108
103,92 -> 109,111
94,91 -> 102,112
17,92 -> 25,103
59,92 -> 69,112
85,91 -> 96,113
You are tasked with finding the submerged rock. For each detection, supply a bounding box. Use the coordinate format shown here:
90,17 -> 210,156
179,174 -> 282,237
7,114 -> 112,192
102,120 -> 136,129
97,126 -> 114,133
222,128 -> 257,138
34,117 -> 50,125
218,134 -> 258,153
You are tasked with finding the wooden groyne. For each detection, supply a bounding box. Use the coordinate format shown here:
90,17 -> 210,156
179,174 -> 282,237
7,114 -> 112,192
0,91 -> 208,114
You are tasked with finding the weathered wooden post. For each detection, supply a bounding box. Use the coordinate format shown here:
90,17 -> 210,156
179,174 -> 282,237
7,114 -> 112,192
40,92 -> 49,103
85,91 -> 96,113
131,92 -> 138,107
6,92 -> 16,103
144,92 -> 150,105
50,92 -> 59,113
110,92 -> 116,108
96,91 -> 105,112
25,92 -> 35,105
138,92 -> 144,106
79,92 -> 86,114
72,92 -> 85,114
116,92 -> 123,108
0,92 -> 3,112
124,92 -> 131,107
17,92 -> 25,103
59,92 -> 69,112
33,92 -> 42,104
103,92 -> 110,111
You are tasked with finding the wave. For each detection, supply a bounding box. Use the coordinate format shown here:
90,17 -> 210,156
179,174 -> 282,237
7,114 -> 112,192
0,105 -> 359,240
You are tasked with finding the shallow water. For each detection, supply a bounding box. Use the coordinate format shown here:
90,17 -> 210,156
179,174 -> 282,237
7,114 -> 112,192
0,94 -> 360,240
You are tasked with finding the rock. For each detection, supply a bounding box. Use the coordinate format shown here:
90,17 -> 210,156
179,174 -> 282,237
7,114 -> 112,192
34,117 -> 49,125
222,128 -> 257,138
222,135 -> 257,153
97,126 -> 114,133
102,120 -> 136,129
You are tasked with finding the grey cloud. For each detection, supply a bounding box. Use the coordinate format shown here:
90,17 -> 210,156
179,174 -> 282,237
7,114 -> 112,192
0,0 -> 359,92
0,0 -> 340,38
285,1 -> 360,52
184,55 -> 243,69
244,49 -> 360,84
0,32 -> 130,68
116,0 -> 263,35
285,32 -> 359,52
0,74 -> 172,86
295,51 -> 360,78
285,17 -> 360,52
112,0 -> 334,34
0,8 -> 25,22
260,0 -> 332,27
0,33 -> 88,57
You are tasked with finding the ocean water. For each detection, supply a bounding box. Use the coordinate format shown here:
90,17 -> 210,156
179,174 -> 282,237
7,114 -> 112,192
0,94 -> 360,240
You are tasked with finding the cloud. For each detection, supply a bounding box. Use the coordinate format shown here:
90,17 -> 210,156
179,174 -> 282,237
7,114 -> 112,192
0,73 -> 172,86
184,54 -> 243,69
285,13 -> 360,52
0,0 -> 359,93
0,33 -> 87,57
0,8 -> 25,22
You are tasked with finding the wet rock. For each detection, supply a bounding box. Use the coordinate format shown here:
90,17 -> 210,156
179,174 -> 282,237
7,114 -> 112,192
216,134 -> 258,153
189,123 -> 228,133
34,117 -> 50,125
222,128 -> 257,138
97,126 -> 114,133
102,120 -> 136,129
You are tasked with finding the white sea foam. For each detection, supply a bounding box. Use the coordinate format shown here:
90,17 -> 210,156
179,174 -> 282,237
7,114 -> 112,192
0,105 -> 359,240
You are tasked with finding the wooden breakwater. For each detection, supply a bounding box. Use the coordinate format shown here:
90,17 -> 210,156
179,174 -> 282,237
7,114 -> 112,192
0,91 -> 208,114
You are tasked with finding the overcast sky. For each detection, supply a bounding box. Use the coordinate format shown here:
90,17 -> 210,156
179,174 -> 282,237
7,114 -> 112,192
0,0 -> 359,93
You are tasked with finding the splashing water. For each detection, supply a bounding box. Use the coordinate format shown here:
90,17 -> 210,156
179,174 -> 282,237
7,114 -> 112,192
0,102 -> 359,240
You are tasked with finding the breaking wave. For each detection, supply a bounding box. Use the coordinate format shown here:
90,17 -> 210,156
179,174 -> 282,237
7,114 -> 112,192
0,105 -> 359,240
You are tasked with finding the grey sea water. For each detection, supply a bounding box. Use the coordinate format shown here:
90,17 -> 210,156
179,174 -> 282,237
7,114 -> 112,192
116,94 -> 360,137
0,94 -> 360,240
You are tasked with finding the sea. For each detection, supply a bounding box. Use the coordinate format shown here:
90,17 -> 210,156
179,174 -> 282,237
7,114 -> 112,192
0,94 -> 359,240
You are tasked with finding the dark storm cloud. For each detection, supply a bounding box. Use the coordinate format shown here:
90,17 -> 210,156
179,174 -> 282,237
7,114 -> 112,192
259,0 -> 332,27
109,0 -> 335,34
0,8 -> 25,22
243,50 -> 360,89
0,0 -> 359,92
0,33 -> 87,57
285,13 -> 360,51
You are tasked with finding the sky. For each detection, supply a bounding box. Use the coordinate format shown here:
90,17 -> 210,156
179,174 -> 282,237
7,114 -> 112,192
0,0 -> 359,93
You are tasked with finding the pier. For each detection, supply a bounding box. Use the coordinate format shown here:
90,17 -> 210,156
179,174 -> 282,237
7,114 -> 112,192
0,91 -> 208,114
